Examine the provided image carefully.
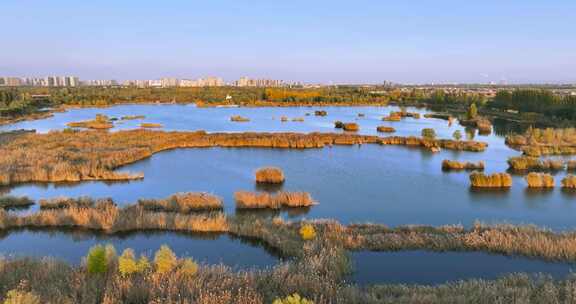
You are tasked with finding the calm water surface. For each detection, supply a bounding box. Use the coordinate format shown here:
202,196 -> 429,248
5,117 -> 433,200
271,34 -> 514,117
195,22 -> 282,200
351,250 -> 575,285
0,229 -> 278,269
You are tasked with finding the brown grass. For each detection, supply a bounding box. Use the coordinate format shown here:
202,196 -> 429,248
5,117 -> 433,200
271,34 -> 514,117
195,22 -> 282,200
525,172 -> 555,188
255,167 -> 285,184
234,191 -> 314,209
442,160 -> 485,171
138,192 -> 223,212
469,172 -> 512,188
376,126 -> 395,133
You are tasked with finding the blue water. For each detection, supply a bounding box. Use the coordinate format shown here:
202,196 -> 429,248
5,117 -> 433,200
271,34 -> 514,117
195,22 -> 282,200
350,250 -> 575,285
0,229 -> 278,269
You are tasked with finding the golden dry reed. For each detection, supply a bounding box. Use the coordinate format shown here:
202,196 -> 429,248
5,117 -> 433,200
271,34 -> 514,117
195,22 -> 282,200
138,192 -> 223,212
525,172 -> 555,188
234,191 -> 314,209
342,123 -> 359,132
469,172 -> 512,188
562,175 -> 576,189
376,126 -> 395,133
255,167 -> 285,184
442,160 -> 485,171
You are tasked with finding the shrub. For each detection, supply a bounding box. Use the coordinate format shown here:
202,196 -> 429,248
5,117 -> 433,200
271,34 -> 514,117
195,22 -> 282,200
86,245 -> 108,274
118,249 -> 139,277
273,293 -> 314,304
255,167 -> 285,184
0,196 -> 34,210
154,245 -> 177,274
3,289 -> 41,304
453,130 -> 462,141
334,121 -> 344,129
178,258 -> 199,277
299,224 -> 316,241
421,128 -> 436,140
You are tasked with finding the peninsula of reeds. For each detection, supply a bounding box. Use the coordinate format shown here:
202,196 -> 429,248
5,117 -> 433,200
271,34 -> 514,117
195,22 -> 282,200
0,129 -> 488,186
66,114 -> 113,129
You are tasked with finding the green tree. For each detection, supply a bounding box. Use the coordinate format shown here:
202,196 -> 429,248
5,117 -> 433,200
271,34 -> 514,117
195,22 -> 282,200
421,128 -> 436,140
467,103 -> 478,120
118,248 -> 139,276
154,245 -> 177,274
453,130 -> 462,141
86,245 -> 108,274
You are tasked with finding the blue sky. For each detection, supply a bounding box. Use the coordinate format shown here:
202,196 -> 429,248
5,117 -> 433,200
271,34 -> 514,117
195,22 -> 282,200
1,0 -> 574,83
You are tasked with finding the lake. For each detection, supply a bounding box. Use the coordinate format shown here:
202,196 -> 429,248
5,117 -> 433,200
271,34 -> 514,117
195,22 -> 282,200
1,104 -> 575,284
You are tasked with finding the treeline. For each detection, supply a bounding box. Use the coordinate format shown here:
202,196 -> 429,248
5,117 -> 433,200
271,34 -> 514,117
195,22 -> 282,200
488,90 -> 576,120
0,89 -> 50,118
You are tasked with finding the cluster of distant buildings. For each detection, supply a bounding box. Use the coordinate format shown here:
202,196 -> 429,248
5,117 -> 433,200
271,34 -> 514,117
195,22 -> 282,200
0,76 -> 80,87
0,76 -> 293,88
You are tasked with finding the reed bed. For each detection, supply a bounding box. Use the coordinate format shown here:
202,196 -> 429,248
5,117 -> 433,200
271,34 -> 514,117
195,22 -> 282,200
506,128 -> 576,156
469,172 -> 512,188
66,114 -> 113,129
255,167 -> 285,184
460,118 -> 492,134
561,175 -> 576,189
508,156 -> 565,171
120,115 -> 145,120
382,112 -> 401,121
441,160 -> 485,171
0,130 -> 488,186
0,196 -> 34,210
0,204 -> 228,233
314,110 -> 327,116
39,197 -> 115,210
342,123 -> 359,132
230,115 -> 250,122
138,192 -> 223,212
524,172 -> 555,188
376,126 -> 395,133
234,191 -> 314,209
139,122 -> 163,128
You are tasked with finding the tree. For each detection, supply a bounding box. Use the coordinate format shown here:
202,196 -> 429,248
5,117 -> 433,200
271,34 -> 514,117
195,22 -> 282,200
467,103 -> 478,120
299,224 -> 316,241
86,245 -> 108,274
118,248 -> 139,276
179,258 -> 199,277
154,245 -> 177,274
137,255 -> 151,272
421,128 -> 436,140
453,130 -> 462,141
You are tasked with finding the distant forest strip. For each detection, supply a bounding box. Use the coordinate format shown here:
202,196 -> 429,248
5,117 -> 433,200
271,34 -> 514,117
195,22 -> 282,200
2,86 -> 576,123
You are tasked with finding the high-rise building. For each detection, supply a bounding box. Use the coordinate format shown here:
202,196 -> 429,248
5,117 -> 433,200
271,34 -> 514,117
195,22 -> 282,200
235,77 -> 284,87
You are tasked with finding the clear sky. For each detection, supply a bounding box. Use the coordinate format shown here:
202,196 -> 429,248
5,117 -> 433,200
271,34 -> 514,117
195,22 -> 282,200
1,0 -> 575,84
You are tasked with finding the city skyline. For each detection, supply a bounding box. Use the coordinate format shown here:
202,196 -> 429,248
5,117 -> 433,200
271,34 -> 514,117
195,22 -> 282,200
1,0 -> 575,84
